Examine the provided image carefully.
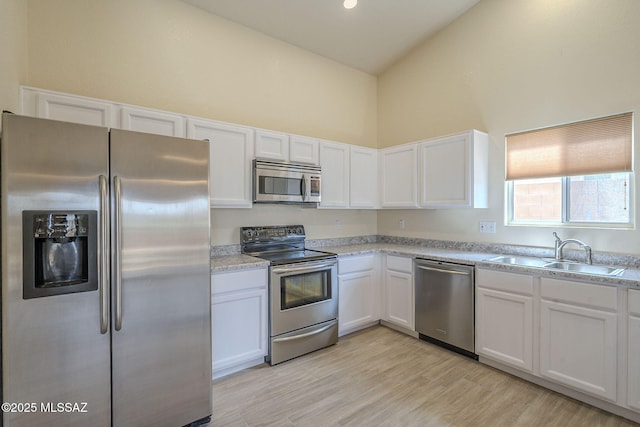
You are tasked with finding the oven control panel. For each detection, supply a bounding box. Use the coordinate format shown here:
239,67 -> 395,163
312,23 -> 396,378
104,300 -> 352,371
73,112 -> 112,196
240,225 -> 305,244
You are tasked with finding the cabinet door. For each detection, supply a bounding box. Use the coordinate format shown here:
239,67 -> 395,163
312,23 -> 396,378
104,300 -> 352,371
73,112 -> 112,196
319,141 -> 350,208
339,270 -> 379,336
350,147 -> 378,209
420,134 -> 470,207
628,289 -> 640,411
211,288 -> 268,375
540,299 -> 617,401
476,287 -> 533,372
120,106 -> 184,137
255,129 -> 289,162
380,144 -> 418,208
384,269 -> 414,331
34,91 -> 114,127
419,130 -> 488,208
187,118 -> 254,208
290,135 -> 319,165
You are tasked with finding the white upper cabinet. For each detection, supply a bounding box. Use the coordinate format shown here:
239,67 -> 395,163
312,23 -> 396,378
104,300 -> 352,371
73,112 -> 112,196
419,130 -> 488,208
350,146 -> 378,209
289,135 -> 320,165
319,141 -> 350,208
380,143 -> 419,208
255,129 -> 289,162
25,89 -> 115,127
187,118 -> 254,208
120,106 -> 185,137
255,130 -> 319,165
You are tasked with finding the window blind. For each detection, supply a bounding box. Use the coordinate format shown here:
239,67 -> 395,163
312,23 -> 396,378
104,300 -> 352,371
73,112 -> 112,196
505,112 -> 633,180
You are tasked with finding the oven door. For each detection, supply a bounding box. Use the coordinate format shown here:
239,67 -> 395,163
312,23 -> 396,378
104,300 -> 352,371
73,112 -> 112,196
270,258 -> 337,336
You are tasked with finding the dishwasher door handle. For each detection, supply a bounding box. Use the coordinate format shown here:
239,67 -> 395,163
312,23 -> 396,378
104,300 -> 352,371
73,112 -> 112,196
415,264 -> 471,276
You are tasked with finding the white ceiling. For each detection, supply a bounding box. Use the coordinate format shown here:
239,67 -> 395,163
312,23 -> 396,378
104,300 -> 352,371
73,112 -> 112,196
182,0 -> 481,75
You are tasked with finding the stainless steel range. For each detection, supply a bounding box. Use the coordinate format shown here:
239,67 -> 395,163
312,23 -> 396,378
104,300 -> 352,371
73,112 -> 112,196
241,225 -> 338,365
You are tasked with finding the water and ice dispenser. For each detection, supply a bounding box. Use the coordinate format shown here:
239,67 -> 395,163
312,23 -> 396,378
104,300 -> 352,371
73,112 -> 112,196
22,211 -> 98,299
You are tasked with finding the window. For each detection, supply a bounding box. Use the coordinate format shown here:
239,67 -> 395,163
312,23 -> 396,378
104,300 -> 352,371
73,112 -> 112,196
506,113 -> 633,227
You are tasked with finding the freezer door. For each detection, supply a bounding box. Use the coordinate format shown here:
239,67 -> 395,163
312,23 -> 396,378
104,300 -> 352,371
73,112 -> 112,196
1,114 -> 111,426
109,129 -> 212,426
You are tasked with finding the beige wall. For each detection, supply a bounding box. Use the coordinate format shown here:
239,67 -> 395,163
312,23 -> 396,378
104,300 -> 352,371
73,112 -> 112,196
212,206 -> 377,246
0,0 -> 27,116
26,0 -> 377,149
378,0 -> 640,255
18,0 -> 640,253
25,0 -> 379,245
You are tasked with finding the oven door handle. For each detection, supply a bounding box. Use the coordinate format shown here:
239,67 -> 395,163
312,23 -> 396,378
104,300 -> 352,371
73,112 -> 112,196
271,261 -> 336,276
272,322 -> 335,343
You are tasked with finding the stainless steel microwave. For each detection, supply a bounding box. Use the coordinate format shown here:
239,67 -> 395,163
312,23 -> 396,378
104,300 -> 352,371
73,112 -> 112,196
253,160 -> 321,204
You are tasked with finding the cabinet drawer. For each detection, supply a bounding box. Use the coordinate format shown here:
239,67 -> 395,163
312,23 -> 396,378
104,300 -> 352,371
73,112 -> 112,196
212,268 -> 267,295
540,278 -> 617,311
386,255 -> 412,273
476,268 -> 533,295
629,289 -> 640,316
339,254 -> 376,274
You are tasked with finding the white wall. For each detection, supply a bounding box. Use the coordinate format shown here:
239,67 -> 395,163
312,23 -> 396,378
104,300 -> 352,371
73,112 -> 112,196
378,0 -> 640,255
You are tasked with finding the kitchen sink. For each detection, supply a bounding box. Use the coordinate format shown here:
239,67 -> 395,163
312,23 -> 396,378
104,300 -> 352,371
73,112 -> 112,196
541,261 -> 625,276
487,256 -> 625,277
487,255 -> 550,268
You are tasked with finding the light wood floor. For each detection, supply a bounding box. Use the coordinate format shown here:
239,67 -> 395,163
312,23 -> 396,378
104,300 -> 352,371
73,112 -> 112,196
211,325 -> 638,426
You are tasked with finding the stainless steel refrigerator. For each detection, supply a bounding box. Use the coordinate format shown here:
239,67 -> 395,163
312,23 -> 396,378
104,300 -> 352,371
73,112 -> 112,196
1,113 -> 212,426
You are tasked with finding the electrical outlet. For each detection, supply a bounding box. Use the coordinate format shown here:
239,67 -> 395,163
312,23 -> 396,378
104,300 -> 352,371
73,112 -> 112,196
479,221 -> 496,233
399,219 -> 405,229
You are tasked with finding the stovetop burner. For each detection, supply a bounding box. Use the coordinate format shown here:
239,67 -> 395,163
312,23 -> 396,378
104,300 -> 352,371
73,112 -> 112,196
253,249 -> 337,265
240,225 -> 336,265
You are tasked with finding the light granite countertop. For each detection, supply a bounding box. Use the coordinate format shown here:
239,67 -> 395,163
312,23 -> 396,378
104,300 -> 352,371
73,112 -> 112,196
211,240 -> 640,289
211,254 -> 268,273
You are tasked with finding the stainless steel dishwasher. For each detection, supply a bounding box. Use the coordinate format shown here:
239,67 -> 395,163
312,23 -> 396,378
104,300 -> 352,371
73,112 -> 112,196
414,258 -> 477,359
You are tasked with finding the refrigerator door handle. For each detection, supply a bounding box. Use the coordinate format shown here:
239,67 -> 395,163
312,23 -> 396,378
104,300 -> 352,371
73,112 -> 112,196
114,175 -> 123,331
99,175 -> 110,334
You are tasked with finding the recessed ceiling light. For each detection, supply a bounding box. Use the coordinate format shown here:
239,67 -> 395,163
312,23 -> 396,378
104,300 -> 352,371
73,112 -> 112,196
343,0 -> 357,9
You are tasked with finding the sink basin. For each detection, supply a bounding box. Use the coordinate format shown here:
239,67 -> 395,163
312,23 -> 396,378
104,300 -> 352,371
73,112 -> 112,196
487,256 -> 626,277
542,261 -> 625,276
487,256 -> 550,268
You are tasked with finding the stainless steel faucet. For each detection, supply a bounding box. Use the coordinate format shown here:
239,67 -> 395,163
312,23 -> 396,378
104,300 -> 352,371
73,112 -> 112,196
553,232 -> 592,264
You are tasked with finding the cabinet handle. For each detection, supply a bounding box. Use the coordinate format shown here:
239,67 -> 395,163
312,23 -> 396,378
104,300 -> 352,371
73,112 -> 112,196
415,264 -> 470,275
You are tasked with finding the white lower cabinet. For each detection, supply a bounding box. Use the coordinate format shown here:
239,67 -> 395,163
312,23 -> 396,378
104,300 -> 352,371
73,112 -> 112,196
211,268 -> 268,379
628,289 -> 640,411
383,255 -> 414,331
539,278 -> 618,402
338,254 -> 380,336
475,269 -> 534,372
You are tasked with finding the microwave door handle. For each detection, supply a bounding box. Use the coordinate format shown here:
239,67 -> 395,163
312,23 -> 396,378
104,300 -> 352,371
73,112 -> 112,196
300,174 -> 307,201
